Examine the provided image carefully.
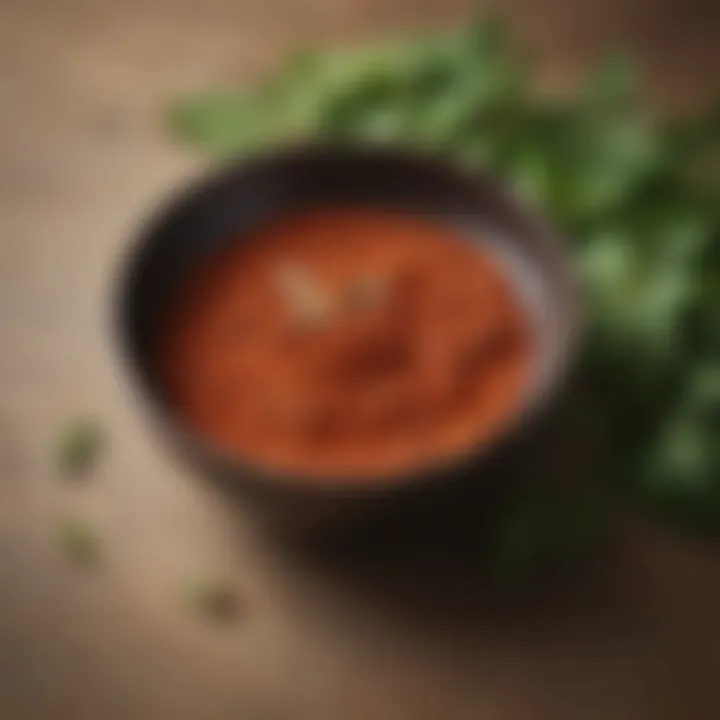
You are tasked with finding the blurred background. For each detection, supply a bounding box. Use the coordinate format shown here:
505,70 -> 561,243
1,0 -> 720,718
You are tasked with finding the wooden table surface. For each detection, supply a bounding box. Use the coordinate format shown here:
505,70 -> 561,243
1,1 -> 719,718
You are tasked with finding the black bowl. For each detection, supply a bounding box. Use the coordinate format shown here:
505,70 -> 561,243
115,144 -> 581,532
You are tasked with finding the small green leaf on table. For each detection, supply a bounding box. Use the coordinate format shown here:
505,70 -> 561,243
184,578 -> 242,623
59,517 -> 101,568
57,419 -> 103,477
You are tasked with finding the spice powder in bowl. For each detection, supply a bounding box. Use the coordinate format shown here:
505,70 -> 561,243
156,208 -> 535,481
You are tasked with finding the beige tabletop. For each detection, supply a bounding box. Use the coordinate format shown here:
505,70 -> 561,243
1,1 -> 720,718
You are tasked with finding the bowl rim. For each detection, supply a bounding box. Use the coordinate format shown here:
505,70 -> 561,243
113,140 -> 583,497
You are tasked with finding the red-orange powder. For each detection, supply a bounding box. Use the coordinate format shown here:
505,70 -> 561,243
157,208 -> 534,480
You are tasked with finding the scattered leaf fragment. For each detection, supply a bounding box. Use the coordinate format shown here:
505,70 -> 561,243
185,578 -> 242,622
57,419 -> 103,477
59,517 -> 101,568
276,262 -> 335,329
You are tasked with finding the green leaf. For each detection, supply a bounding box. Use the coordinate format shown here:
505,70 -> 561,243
184,578 -> 242,622
654,205 -> 713,263
57,419 -> 103,477
59,517 -> 101,568
688,364 -> 720,413
580,221 -> 699,366
568,118 -> 660,222
637,405 -> 720,531
581,54 -> 638,119
168,91 -> 264,154
648,415 -> 713,488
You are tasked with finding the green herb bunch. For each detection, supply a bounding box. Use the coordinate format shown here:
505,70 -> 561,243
170,19 -> 720,542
